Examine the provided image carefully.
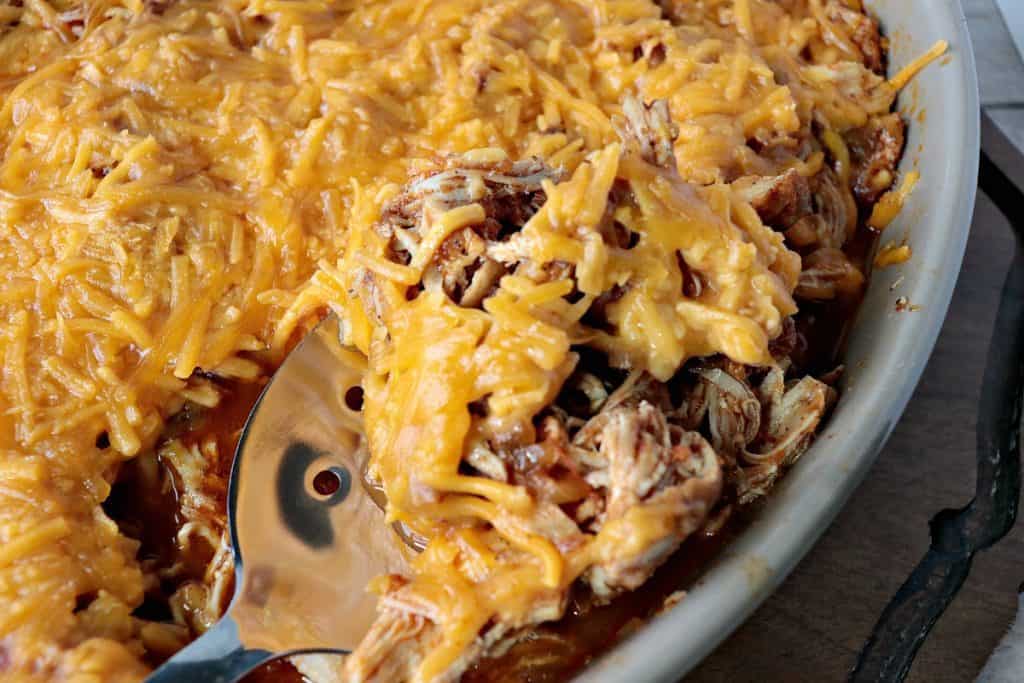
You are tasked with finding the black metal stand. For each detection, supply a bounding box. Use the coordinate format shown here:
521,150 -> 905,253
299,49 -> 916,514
849,113 -> 1024,683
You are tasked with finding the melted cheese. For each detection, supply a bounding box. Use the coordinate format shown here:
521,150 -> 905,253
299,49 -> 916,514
869,170 -> 921,230
0,1 -> 940,680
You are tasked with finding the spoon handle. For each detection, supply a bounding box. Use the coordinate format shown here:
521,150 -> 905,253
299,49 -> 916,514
145,615 -> 275,683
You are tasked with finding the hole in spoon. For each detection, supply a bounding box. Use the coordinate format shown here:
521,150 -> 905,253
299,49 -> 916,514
344,385 -> 364,411
306,464 -> 351,506
313,468 -> 342,496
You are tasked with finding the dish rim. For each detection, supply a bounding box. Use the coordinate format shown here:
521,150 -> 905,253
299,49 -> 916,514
576,1 -> 981,680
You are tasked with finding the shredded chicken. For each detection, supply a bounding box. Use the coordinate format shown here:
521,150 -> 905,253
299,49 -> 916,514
737,369 -> 837,502
345,349 -> 838,679
617,96 -> 678,168
345,91 -> 860,683
345,387 -> 725,679
824,0 -> 884,73
736,163 -> 864,301
346,552 -> 569,683
739,163 -> 857,254
795,247 -> 865,301
574,402 -> 722,600
344,576 -> 475,683
747,370 -> 836,467
374,155 -> 562,308
695,368 -> 761,462
847,113 -> 906,205
788,168 -> 857,249
736,169 -> 813,230
146,433 -> 237,638
678,363 -> 836,504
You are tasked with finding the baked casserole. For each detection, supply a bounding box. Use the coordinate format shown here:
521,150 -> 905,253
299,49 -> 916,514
0,0 -> 943,681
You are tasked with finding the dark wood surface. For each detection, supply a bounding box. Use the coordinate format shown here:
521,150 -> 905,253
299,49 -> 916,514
688,3 -> 1024,678
688,191 -> 1021,682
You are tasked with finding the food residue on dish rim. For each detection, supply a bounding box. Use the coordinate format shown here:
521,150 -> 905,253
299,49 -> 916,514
658,590 -> 688,615
895,297 -> 922,313
875,242 -> 912,268
869,171 -> 921,230
741,555 -> 773,594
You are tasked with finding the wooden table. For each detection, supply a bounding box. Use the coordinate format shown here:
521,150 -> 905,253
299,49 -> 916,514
690,2 -> 1024,680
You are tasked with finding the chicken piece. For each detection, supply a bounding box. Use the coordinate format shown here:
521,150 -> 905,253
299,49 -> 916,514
784,167 -> 856,250
603,371 -> 674,414
671,372 -> 710,432
509,416 -> 594,509
801,61 -> 894,119
795,247 -> 865,301
344,542 -> 571,682
668,356 -> 752,429
768,316 -> 799,361
617,95 -> 678,168
343,576 -> 468,683
687,364 -> 836,504
419,227 -> 494,308
736,368 -> 836,503
735,166 -> 857,251
168,530 -> 233,635
824,0 -> 884,73
160,441 -> 215,520
734,169 -> 813,230
570,372 -> 673,448
375,154 -> 562,307
847,113 -> 906,205
463,435 -> 509,482
573,401 -> 722,600
558,370 -> 612,418
152,436 -> 237,636
733,463 -> 781,506
695,368 -> 761,461
379,156 -> 557,236
746,369 -> 837,467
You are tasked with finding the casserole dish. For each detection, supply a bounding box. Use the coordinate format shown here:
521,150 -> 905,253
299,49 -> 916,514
0,1 -> 975,680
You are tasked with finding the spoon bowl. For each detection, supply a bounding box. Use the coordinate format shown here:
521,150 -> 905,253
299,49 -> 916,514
147,314 -> 409,682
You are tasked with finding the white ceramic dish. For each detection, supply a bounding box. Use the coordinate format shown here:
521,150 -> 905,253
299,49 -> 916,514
578,2 -> 980,680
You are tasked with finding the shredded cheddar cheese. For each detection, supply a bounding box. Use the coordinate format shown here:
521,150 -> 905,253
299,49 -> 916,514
875,242 -> 913,268
869,170 -> 921,230
889,40 -> 949,91
0,1 -> 945,681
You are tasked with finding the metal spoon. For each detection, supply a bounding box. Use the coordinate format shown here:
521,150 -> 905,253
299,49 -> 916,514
147,314 -> 411,683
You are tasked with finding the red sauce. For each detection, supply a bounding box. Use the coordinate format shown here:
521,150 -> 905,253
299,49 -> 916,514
244,658 -> 309,683
793,222 -> 880,376
103,377 -> 268,665
464,513 -> 749,682
106,223 -> 875,678
462,229 -> 880,682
